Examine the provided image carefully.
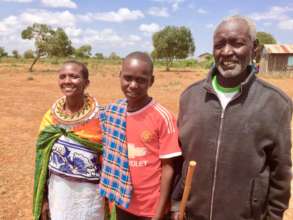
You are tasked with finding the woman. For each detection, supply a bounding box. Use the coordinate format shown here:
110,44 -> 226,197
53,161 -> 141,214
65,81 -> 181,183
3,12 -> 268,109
33,60 -> 105,220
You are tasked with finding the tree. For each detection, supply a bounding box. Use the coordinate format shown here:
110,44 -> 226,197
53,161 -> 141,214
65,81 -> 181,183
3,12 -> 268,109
74,44 -> 92,58
152,26 -> 195,71
151,50 -> 158,61
109,52 -> 120,60
255,31 -> 277,62
95,52 -> 104,59
0,47 -> 8,58
23,49 -> 34,59
21,23 -> 54,71
21,23 -> 73,71
12,50 -> 20,58
47,28 -> 74,57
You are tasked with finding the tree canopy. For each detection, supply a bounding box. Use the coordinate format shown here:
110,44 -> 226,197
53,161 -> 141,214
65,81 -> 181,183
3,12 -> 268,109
74,44 -> 92,58
152,26 -> 195,70
48,28 -> 74,57
23,49 -> 34,59
255,31 -> 277,62
95,52 -> 104,59
109,52 -> 120,60
12,50 -> 20,58
256,32 -> 277,45
0,47 -> 8,58
21,23 -> 73,71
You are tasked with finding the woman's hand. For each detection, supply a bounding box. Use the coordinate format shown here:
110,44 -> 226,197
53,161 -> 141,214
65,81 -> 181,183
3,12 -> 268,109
40,199 -> 49,220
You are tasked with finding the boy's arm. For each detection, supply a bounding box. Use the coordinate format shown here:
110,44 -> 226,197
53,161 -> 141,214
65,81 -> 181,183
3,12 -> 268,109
152,158 -> 175,220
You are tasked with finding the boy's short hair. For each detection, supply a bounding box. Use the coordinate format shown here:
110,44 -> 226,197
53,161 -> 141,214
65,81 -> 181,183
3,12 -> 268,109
123,51 -> 154,74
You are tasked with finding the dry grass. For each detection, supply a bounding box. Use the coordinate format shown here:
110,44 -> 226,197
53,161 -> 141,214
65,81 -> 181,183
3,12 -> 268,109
0,62 -> 292,219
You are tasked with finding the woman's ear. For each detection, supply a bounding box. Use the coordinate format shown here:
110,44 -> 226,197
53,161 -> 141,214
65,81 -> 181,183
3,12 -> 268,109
85,79 -> 90,89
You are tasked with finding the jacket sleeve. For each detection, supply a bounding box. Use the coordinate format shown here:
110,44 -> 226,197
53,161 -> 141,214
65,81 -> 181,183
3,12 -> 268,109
171,95 -> 186,203
266,101 -> 292,220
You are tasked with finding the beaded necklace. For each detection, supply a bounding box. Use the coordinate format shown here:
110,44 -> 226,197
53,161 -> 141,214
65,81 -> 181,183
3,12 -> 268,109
52,94 -> 97,125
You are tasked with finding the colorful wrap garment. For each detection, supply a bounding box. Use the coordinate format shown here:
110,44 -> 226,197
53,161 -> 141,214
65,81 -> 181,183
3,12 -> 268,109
33,94 -> 104,220
99,99 -> 133,209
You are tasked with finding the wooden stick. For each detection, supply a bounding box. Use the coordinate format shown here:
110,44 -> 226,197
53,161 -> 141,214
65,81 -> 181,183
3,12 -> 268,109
179,160 -> 197,220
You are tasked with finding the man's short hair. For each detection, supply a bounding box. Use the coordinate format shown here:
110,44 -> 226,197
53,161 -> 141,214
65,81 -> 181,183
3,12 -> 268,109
216,15 -> 256,41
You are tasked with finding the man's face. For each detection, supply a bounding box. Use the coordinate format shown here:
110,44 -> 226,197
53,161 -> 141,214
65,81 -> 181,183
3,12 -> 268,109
120,58 -> 154,104
213,19 -> 255,78
58,63 -> 89,98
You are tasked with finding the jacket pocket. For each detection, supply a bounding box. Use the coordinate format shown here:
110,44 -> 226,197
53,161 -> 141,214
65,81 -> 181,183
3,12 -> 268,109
251,170 -> 270,219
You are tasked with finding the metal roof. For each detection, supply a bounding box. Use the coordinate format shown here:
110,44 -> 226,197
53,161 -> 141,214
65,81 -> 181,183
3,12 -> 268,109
263,44 -> 293,54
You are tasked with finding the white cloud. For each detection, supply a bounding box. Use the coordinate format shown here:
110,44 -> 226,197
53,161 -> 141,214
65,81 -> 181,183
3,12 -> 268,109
229,9 -> 240,15
64,26 -> 82,38
0,0 -> 32,2
139,23 -> 161,33
278,19 -> 293,30
151,0 -> 184,11
249,6 -> 293,31
171,0 -> 184,11
65,27 -> 142,50
205,24 -> 214,29
148,7 -> 169,17
20,9 -> 76,27
129,35 -> 141,42
197,8 -> 207,14
41,0 -> 77,9
71,28 -> 123,46
263,22 -> 272,27
0,9 -> 77,54
250,6 -> 293,21
91,8 -> 144,23
0,16 -> 19,33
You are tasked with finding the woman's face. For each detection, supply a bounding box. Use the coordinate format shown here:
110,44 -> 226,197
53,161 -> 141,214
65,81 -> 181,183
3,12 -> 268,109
58,63 -> 89,98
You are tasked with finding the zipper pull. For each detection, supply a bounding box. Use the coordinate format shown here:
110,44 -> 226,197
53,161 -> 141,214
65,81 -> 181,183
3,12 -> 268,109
221,111 -> 224,119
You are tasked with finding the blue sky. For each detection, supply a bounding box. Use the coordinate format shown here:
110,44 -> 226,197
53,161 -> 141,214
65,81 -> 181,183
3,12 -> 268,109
0,0 -> 292,57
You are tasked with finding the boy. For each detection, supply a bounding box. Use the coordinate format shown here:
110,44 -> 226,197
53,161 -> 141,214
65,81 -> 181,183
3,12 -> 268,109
99,52 -> 182,220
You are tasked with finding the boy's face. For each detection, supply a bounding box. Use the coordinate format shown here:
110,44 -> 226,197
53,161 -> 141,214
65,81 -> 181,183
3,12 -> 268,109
120,57 -> 154,105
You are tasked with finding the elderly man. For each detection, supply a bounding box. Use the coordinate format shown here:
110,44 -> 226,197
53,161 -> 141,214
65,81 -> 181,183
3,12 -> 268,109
172,15 -> 292,220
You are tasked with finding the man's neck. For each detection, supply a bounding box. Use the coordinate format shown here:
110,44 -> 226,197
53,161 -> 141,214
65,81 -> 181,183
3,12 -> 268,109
217,68 -> 249,88
127,96 -> 152,112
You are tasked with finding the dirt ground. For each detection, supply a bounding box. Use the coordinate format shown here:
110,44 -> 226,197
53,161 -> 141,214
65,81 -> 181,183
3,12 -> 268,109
0,63 -> 292,220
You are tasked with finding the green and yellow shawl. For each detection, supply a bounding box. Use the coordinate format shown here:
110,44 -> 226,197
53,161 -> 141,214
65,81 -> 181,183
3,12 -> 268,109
33,95 -> 104,220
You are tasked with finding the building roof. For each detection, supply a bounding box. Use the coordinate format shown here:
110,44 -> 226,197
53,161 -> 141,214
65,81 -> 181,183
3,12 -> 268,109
198,52 -> 212,58
263,44 -> 293,54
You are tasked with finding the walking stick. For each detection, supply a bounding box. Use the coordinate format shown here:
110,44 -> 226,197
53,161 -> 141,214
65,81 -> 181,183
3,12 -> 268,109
179,160 -> 196,220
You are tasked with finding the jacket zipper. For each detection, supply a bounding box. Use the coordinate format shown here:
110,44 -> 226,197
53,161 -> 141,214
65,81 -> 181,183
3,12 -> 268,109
209,110 -> 225,220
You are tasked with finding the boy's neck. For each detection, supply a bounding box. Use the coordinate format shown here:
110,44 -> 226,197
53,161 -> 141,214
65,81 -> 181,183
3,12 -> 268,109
127,96 -> 152,112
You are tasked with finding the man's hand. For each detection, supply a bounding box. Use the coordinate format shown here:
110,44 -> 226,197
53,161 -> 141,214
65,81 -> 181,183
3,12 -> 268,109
170,211 -> 179,220
170,211 -> 185,220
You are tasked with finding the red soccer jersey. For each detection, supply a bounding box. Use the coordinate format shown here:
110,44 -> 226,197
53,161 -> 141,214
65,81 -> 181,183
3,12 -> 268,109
121,100 -> 182,217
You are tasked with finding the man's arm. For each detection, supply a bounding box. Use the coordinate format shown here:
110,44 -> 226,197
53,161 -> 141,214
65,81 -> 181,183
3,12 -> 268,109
152,158 -> 175,220
266,103 -> 292,220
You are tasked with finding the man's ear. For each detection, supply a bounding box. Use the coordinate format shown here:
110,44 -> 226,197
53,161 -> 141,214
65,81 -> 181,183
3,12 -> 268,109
150,75 -> 155,87
252,39 -> 258,62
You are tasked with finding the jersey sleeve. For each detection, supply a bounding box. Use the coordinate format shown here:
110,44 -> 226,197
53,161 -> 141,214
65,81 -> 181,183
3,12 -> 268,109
156,106 -> 182,159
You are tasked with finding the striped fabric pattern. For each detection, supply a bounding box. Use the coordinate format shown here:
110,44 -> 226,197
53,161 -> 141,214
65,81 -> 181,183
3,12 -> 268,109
99,99 -> 133,208
154,102 -> 176,134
